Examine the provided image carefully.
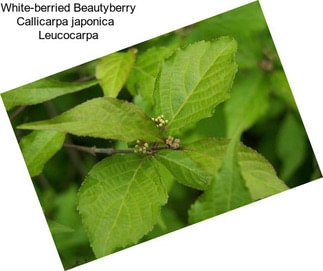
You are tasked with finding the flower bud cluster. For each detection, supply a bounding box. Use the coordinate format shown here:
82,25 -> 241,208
134,140 -> 149,154
152,115 -> 168,128
166,136 -> 180,149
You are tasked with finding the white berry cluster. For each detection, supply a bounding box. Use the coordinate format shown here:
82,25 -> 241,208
134,140 -> 149,154
152,115 -> 168,128
166,136 -> 180,149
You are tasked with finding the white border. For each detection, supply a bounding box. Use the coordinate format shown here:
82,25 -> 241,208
0,98 -> 64,270
0,0 -> 252,92
72,179 -> 323,271
1,0 -> 323,270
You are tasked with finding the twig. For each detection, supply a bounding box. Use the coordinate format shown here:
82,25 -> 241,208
64,143 -> 133,156
64,142 -> 185,157
10,105 -> 27,121
36,174 -> 51,189
149,145 -> 169,152
152,142 -> 160,149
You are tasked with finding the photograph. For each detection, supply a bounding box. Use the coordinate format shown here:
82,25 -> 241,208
1,2 -> 320,269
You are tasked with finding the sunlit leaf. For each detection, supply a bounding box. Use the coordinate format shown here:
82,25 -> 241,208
186,138 -> 288,201
189,131 -> 252,223
18,97 -> 162,143
156,150 -> 212,190
184,2 -> 268,70
154,38 -> 237,134
224,71 -> 269,136
2,78 -> 97,111
78,155 -> 167,257
48,220 -> 75,235
19,130 -> 65,177
127,47 -> 173,102
96,49 -> 136,97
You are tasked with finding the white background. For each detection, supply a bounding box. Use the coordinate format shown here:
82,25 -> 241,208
0,0 -> 323,270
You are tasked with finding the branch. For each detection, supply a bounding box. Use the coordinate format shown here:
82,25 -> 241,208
64,143 -> 133,156
149,145 -> 169,152
64,142 -> 184,157
10,105 -> 27,121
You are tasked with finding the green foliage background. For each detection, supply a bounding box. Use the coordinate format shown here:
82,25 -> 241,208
2,2 -> 321,269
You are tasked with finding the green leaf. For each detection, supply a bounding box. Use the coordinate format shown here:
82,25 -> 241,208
53,59 -> 98,81
127,47 -> 173,102
143,205 -> 185,241
186,138 -> 288,201
184,2 -> 268,70
136,32 -> 181,52
48,220 -> 75,235
224,71 -> 269,136
185,2 -> 267,44
234,34 -> 264,70
96,49 -> 136,97
238,144 -> 288,200
18,97 -> 162,143
133,94 -> 154,116
270,70 -> 297,110
19,130 -> 65,177
1,78 -> 97,111
50,185 -> 92,268
156,150 -> 212,190
277,112 -> 307,180
156,162 -> 174,192
189,131 -> 252,223
181,104 -> 227,144
154,37 -> 238,134
53,186 -> 89,248
77,155 -> 168,257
